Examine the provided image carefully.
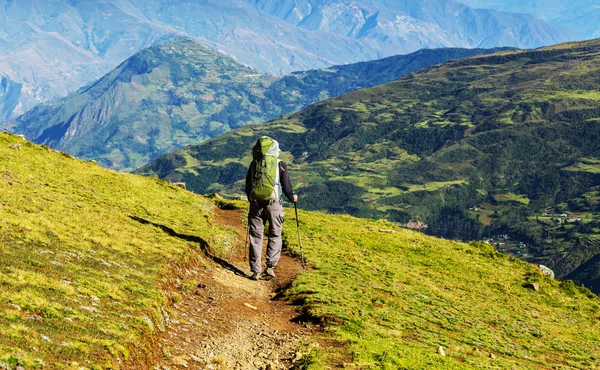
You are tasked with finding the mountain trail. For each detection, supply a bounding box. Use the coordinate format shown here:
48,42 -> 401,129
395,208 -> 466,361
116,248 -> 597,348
154,207 -> 313,369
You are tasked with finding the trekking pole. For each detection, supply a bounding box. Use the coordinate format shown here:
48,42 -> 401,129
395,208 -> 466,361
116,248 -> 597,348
243,223 -> 249,262
294,202 -> 306,269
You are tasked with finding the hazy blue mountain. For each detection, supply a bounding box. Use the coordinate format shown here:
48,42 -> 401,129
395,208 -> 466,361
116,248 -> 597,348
0,0 -> 182,121
0,0 -> 570,122
12,37 -> 504,170
460,0 -> 600,39
254,0 -> 570,50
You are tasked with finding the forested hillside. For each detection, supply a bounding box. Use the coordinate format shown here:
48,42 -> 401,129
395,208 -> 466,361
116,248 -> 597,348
138,39 -> 600,293
12,38 -> 502,170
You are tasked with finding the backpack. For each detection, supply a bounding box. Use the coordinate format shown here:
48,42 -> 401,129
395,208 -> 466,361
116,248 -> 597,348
248,136 -> 281,201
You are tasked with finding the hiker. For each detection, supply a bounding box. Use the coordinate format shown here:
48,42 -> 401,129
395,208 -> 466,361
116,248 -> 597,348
245,136 -> 298,280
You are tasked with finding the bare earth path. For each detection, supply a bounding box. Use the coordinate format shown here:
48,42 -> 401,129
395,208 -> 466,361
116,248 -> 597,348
153,207 -> 312,370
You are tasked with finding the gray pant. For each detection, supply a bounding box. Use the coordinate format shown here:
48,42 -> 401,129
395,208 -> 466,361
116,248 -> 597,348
248,200 -> 284,273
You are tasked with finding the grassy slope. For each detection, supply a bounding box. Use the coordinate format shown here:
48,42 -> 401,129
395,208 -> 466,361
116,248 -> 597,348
138,38 -> 600,291
0,133 -> 237,368
283,209 -> 600,369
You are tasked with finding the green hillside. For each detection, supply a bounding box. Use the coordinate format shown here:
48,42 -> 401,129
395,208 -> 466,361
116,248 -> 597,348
283,210 -> 600,369
137,38 -> 600,292
1,133 -> 599,369
0,133 -> 237,368
12,37 -> 504,171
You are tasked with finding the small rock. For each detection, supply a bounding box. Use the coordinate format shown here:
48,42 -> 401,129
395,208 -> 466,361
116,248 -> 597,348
172,182 -> 187,190
9,143 -> 21,150
244,303 -> 258,310
438,346 -> 446,356
489,353 -> 496,359
524,282 -> 540,291
538,265 -> 555,279
40,334 -> 51,342
16,367 -> 25,370
292,352 -> 303,363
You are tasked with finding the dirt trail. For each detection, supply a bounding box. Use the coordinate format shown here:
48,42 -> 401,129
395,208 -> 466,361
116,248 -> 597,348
153,207 -> 312,370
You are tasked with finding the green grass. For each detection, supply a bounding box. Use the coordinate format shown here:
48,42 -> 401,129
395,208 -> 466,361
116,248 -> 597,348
493,193 -> 531,205
405,180 -> 468,193
0,133 -> 237,368
564,158 -> 600,174
283,210 -> 600,369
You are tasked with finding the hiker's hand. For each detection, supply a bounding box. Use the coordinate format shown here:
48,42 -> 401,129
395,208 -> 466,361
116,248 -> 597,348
293,194 -> 298,203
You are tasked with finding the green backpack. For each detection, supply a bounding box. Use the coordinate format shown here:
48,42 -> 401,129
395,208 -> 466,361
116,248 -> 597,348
249,136 -> 281,201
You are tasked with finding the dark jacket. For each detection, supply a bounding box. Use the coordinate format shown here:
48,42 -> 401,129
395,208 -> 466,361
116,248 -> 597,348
245,161 -> 295,202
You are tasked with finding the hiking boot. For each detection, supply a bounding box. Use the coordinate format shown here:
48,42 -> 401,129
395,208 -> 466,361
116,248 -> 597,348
250,272 -> 260,281
263,267 -> 276,278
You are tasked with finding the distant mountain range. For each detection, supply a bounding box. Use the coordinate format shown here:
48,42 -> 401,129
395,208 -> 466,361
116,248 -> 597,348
0,0 -> 570,121
11,37 -> 505,170
137,38 -> 600,294
461,0 -> 600,39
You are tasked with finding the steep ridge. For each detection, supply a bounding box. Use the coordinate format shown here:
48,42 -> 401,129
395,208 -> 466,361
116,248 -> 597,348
11,37 -> 505,170
138,38 -> 600,292
2,132 -> 599,369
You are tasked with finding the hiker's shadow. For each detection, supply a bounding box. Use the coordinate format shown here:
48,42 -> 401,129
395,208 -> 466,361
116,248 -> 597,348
129,215 -> 247,277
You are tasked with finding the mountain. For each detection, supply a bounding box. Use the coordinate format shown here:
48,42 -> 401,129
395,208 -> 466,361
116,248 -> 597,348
11,37 -> 506,171
1,132 -> 599,368
460,0 -> 600,39
254,0 -> 570,50
138,38 -> 600,292
0,0 -> 570,121
0,0 -> 182,121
